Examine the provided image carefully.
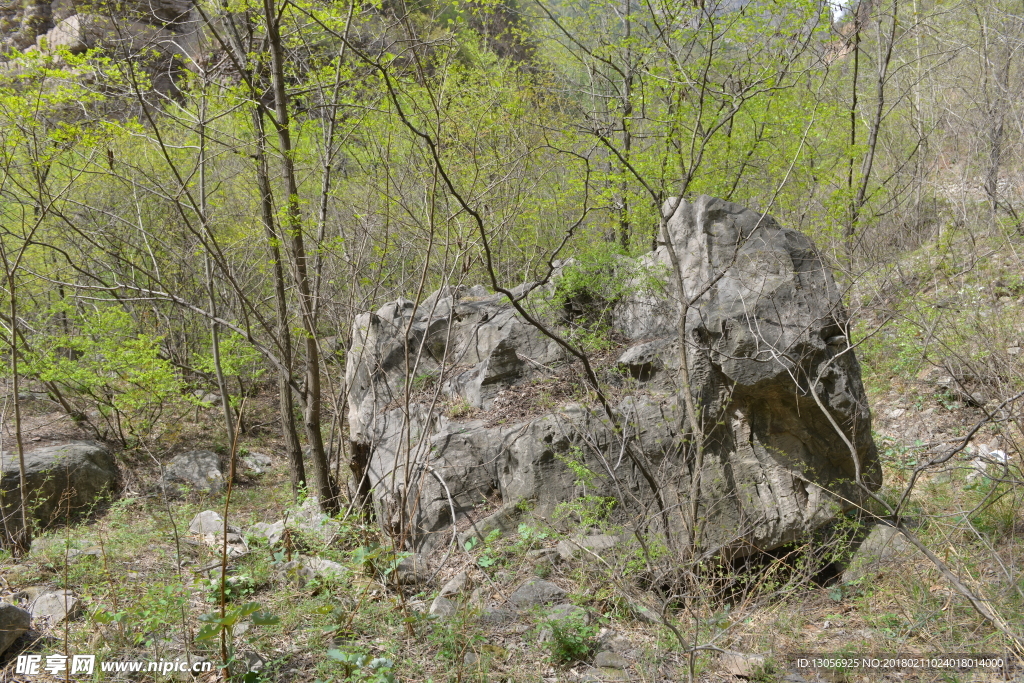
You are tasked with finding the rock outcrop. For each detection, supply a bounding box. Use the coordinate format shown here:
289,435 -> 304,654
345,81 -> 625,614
0,441 -> 118,545
2,0 -> 193,52
345,196 -> 880,557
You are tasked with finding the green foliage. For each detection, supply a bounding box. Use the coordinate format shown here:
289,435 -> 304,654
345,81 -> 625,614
464,528 -> 502,568
352,544 -> 408,581
542,242 -> 663,351
554,446 -> 616,527
539,609 -> 599,664
91,583 -> 191,647
25,305 -> 188,445
325,649 -> 397,683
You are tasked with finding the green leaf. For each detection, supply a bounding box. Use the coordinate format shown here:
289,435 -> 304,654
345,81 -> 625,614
252,611 -> 280,626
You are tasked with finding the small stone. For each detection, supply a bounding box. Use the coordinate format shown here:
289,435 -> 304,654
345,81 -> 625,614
162,450 -> 225,494
719,651 -> 766,677
395,553 -> 430,585
0,602 -> 31,655
30,589 -> 80,627
580,666 -> 629,682
594,651 -> 630,669
628,600 -> 659,624
508,579 -> 565,608
556,534 -> 621,562
545,603 -> 589,626
430,596 -> 456,618
439,571 -> 468,597
247,520 -> 285,546
1007,346 -> 1020,356
478,607 -> 514,626
188,510 -> 236,536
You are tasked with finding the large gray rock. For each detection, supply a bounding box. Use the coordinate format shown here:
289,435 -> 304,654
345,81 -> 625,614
0,441 -> 117,541
30,589 -> 80,627
842,523 -> 911,583
345,196 -> 879,556
0,601 -> 31,655
508,579 -> 566,608
162,450 -> 224,494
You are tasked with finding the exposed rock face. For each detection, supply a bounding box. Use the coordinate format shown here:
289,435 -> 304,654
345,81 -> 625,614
161,450 -> 224,494
2,0 -> 196,97
345,195 -> 879,556
2,0 -> 192,49
0,601 -> 31,655
0,441 -> 117,543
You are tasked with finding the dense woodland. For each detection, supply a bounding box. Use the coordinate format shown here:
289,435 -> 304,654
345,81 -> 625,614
2,0 -> 1024,678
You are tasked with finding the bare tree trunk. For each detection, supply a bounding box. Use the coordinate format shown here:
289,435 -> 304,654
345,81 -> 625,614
1,242 -> 31,555
252,107 -> 306,496
264,0 -> 338,511
198,91 -> 236,448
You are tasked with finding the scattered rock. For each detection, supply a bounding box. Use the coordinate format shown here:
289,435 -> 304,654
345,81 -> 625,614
843,523 -> 911,583
580,667 -> 630,682
478,607 -> 515,627
594,651 -> 630,669
247,520 -> 285,547
241,452 -> 273,474
275,555 -> 346,588
162,450 -> 224,494
429,596 -> 456,618
0,442 -> 117,542
395,553 -> 430,585
556,534 -> 621,562
30,589 -> 80,627
439,571 -> 469,597
544,603 -> 589,626
509,579 -> 565,608
628,600 -> 659,624
457,503 -> 522,547
0,602 -> 31,655
719,651 -> 766,678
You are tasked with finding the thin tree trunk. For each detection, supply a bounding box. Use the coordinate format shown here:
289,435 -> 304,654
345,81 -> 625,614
264,0 -> 338,511
1,243 -> 31,555
198,92 -> 236,447
252,107 -> 306,496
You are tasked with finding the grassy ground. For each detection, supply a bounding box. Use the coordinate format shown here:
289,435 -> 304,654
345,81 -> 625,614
2,225 -> 1024,683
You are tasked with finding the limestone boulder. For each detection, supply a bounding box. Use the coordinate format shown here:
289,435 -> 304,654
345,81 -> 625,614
0,601 -> 31,655
344,196 -> 879,557
0,441 -> 117,543
162,450 -> 224,494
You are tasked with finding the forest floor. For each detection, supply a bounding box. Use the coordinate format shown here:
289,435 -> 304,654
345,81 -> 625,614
2,233 -> 1024,683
